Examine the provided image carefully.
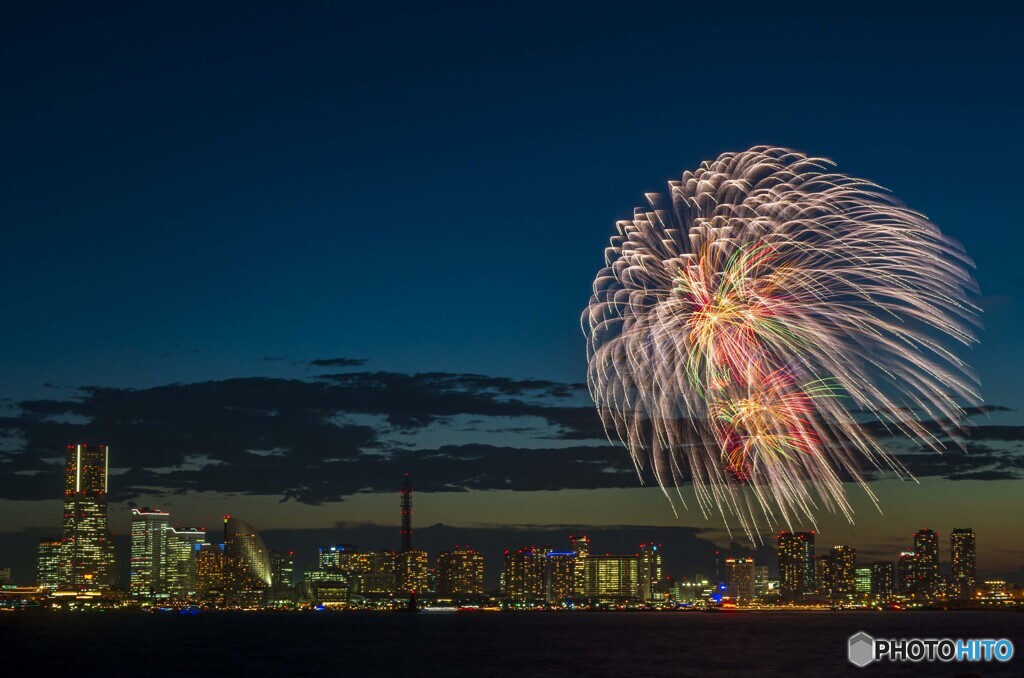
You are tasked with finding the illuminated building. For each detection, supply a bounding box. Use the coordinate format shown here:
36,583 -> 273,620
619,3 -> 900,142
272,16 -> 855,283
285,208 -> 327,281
545,551 -> 576,604
724,557 -> 755,603
871,561 -> 895,600
319,543 -> 358,570
130,507 -> 171,598
398,548 -> 429,594
897,551 -> 916,595
813,554 -> 834,598
324,549 -> 398,596
195,543 -> 225,598
638,543 -> 662,602
503,548 -> 546,602
831,546 -> 856,600
570,535 -> 590,596
270,550 -> 295,593
950,528 -> 976,599
435,547 -> 484,597
304,568 -> 351,605
913,529 -> 940,597
165,527 -> 205,599
671,578 -> 709,604
60,444 -> 115,590
37,538 -> 62,590
777,531 -> 815,600
223,516 -> 271,605
854,567 -> 872,597
754,565 -> 771,600
581,554 -> 639,602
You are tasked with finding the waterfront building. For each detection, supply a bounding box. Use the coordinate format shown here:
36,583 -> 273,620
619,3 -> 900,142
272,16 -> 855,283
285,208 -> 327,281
724,557 -> 755,603
435,547 -> 484,597
854,567 -> 872,597
545,551 -> 576,604
270,550 -> 295,594
831,546 -> 856,600
913,529 -> 941,597
503,547 -> 546,602
897,551 -> 916,595
36,538 -> 62,590
777,531 -> 814,600
397,548 -> 429,594
569,535 -> 590,596
950,528 -> 976,600
165,527 -> 205,599
638,543 -> 662,602
129,507 -> 171,598
871,561 -> 895,601
580,554 -> 639,602
61,444 -> 115,590
223,516 -> 271,605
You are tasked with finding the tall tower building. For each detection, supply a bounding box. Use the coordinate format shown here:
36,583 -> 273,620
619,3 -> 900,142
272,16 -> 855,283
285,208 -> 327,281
913,529 -> 940,597
950,528 -> 976,600
638,543 -> 663,602
897,551 -> 917,594
61,443 -> 114,590
544,551 -> 576,604
37,538 -> 62,590
570,535 -> 590,596
777,531 -> 815,600
223,515 -> 272,605
165,526 -> 206,599
871,561 -> 895,600
400,473 -> 412,552
130,507 -> 171,598
831,546 -> 856,600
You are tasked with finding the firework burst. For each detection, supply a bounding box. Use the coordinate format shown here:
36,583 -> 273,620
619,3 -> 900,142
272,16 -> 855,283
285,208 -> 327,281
583,146 -> 981,538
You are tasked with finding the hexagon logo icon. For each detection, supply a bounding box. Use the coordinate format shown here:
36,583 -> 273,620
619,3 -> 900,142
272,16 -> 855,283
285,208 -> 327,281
848,632 -> 875,667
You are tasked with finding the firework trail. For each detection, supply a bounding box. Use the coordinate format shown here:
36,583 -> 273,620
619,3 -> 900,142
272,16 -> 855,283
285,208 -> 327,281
583,146 -> 981,539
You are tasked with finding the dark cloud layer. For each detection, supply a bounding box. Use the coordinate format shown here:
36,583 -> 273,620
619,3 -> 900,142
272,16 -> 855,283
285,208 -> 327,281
0,371 -> 1020,505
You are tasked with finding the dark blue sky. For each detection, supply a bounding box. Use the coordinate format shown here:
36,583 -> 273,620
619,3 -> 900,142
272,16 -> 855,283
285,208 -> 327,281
1,3 -> 1023,582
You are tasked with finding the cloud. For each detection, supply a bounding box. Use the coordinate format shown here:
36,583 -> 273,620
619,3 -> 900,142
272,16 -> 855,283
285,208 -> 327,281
309,357 -> 367,367
0,370 -> 1020,506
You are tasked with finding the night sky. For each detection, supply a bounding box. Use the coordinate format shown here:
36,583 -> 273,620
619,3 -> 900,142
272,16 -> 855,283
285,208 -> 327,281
2,3 -> 1022,584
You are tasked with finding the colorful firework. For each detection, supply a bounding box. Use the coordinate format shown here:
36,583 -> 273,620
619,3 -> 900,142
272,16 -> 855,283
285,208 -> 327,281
583,146 -> 981,538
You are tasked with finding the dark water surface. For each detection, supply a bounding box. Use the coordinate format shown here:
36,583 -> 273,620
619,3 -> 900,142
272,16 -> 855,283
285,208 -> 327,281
3,610 -> 1022,677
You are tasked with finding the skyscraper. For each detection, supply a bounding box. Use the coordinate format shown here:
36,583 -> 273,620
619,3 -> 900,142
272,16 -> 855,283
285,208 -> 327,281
897,551 -> 917,595
638,543 -> 663,602
61,444 -> 114,590
570,535 -> 590,596
269,550 -> 295,603
503,548 -> 546,603
165,526 -> 205,599
777,531 -> 814,600
195,543 -> 225,599
436,547 -> 484,597
724,557 -> 755,603
871,561 -> 895,601
36,538 -> 62,590
397,548 -> 429,594
913,529 -> 940,597
950,528 -> 976,600
223,516 -> 272,605
831,546 -> 856,600
545,551 -> 576,604
130,507 -> 171,598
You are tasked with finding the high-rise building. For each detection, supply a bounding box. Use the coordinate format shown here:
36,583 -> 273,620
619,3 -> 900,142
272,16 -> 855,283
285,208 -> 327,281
871,561 -> 895,600
195,543 -> 225,598
950,528 -> 976,600
223,516 -> 272,605
814,554 -> 835,598
913,529 -> 940,597
130,507 -> 171,598
580,555 -> 639,601
754,565 -> 771,600
724,557 -> 755,603
319,544 -> 358,570
777,531 -> 814,600
61,444 -> 115,590
503,548 -> 546,602
897,551 -> 916,595
435,547 -> 484,597
397,548 -> 429,594
638,543 -> 663,602
855,567 -> 872,597
164,527 -> 205,599
570,535 -> 590,596
270,550 -> 295,593
37,538 -> 62,590
831,546 -> 856,600
545,551 -> 576,604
